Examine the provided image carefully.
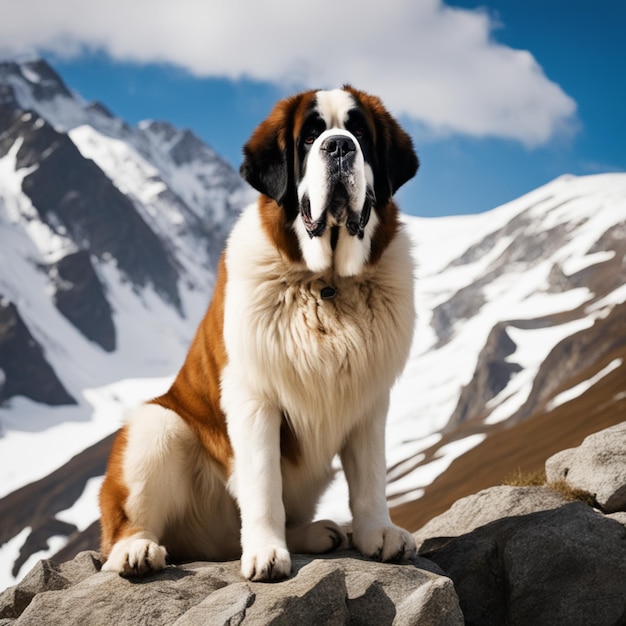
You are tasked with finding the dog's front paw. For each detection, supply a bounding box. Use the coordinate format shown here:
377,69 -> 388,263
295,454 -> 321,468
241,545 -> 291,581
353,524 -> 416,562
102,536 -> 167,576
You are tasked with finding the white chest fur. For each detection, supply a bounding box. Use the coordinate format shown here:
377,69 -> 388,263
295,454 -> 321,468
222,205 -> 415,457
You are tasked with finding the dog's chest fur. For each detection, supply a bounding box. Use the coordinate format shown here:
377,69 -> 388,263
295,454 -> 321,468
222,205 -> 415,457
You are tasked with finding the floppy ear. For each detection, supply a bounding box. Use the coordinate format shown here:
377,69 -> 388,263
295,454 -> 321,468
385,118 -> 419,196
373,110 -> 419,205
344,86 -> 419,205
240,93 -> 310,207
240,119 -> 288,202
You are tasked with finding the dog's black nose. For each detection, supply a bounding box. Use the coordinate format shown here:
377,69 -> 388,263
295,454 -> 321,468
320,135 -> 356,158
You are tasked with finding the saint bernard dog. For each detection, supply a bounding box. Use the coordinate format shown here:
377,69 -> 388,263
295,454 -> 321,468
99,85 -> 419,582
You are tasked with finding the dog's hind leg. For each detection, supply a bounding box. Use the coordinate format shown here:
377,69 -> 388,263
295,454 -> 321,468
286,520 -> 348,554
99,404 -> 198,576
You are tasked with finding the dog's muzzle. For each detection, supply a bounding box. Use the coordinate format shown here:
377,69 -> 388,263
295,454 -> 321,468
301,134 -> 372,240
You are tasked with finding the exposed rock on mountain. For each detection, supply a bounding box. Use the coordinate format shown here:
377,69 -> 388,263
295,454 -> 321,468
0,299 -> 74,406
414,422 -> 626,625
446,322 -> 521,429
0,552 -> 463,626
546,421 -> 626,513
3,422 -> 626,624
50,250 -> 115,352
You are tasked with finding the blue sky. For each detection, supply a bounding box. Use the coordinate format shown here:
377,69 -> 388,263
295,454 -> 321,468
2,0 -> 624,217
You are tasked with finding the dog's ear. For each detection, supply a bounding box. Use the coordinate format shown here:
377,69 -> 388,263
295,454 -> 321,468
240,93 -> 311,206
383,117 -> 419,197
344,86 -> 419,205
240,114 -> 288,202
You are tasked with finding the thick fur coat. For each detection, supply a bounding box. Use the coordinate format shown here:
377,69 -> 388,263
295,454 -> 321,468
99,86 -> 419,581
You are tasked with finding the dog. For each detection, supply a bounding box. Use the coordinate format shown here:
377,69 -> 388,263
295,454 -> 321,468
99,85 -> 419,582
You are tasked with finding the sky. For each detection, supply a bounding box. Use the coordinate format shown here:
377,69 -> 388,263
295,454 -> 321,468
0,0 -> 624,217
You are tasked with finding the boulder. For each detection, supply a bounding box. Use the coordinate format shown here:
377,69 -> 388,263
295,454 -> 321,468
420,501 -> 626,625
0,551 -> 463,626
413,423 -> 626,623
413,485 -> 569,548
545,421 -> 626,513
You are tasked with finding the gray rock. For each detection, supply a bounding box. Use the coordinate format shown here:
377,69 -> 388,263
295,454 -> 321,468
545,421 -> 626,512
413,485 -> 569,549
418,497 -> 626,626
608,511 -> 626,526
0,551 -> 463,626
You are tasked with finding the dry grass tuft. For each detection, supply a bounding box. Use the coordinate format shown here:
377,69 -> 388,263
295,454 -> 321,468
546,479 -> 597,507
502,469 -> 597,506
503,468 -> 546,487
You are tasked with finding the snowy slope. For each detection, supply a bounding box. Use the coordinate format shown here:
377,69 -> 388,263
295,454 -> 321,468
0,60 -> 250,495
1,59 -> 625,591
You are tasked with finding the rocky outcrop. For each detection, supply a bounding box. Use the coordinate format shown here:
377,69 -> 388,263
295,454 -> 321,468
419,500 -> 626,626
50,250 -> 116,352
0,552 -> 463,626
3,423 -> 625,624
546,421 -> 626,513
0,298 -> 75,406
416,422 -> 626,625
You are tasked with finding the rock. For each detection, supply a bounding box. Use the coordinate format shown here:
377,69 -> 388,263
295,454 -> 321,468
0,552 -> 463,626
51,250 -> 116,352
418,494 -> 626,625
0,551 -> 100,620
413,485 -> 569,549
0,299 -> 75,406
608,511 -> 626,526
545,421 -> 626,512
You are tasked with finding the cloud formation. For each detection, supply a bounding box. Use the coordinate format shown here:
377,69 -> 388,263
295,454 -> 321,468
1,0 -> 577,147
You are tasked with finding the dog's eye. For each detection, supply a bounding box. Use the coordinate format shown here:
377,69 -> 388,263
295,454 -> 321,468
304,132 -> 318,145
352,126 -> 365,139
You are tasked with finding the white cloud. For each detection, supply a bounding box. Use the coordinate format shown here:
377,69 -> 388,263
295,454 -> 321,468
0,0 -> 576,147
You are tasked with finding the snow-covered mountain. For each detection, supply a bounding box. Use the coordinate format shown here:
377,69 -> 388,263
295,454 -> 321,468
1,59 -> 625,591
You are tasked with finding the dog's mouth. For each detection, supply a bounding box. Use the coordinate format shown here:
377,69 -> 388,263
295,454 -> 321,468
300,183 -> 373,241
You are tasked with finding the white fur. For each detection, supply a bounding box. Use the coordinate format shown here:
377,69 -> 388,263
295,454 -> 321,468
114,404 -> 241,567
294,91 -> 377,277
222,203 -> 416,578
298,128 -> 368,224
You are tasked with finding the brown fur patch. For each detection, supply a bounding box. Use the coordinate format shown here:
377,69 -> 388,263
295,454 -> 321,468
369,200 -> 401,266
99,426 -> 131,555
258,195 -> 303,263
151,254 -> 233,475
280,414 -> 301,466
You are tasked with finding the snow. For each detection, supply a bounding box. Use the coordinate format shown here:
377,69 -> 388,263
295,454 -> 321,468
547,358 -> 623,411
0,378 -> 172,499
0,527 -> 31,592
587,283 -> 626,313
56,476 -> 105,532
386,433 -> 486,507
562,250 -> 616,276
485,317 -> 595,425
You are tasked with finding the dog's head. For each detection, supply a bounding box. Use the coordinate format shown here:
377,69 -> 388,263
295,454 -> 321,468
241,86 -> 418,276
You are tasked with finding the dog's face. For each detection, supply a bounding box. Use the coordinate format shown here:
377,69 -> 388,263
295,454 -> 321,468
241,86 -> 418,276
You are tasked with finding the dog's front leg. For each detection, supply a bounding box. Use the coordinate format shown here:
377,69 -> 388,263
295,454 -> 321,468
227,398 -> 291,581
341,398 -> 416,562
